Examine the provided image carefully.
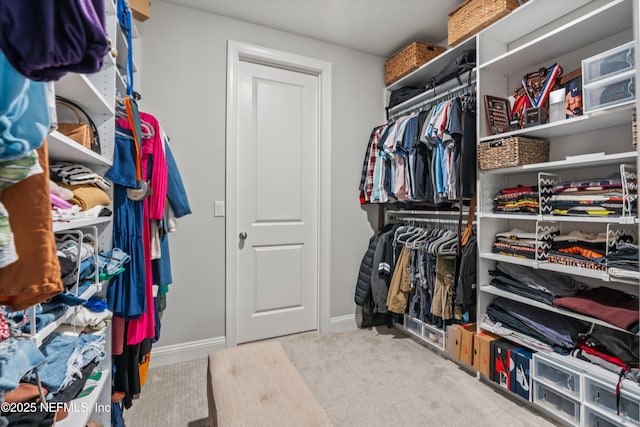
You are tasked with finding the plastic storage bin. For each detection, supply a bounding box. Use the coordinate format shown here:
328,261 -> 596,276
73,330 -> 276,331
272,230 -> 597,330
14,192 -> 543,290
404,314 -> 422,338
533,382 -> 581,426
533,354 -> 582,399
584,71 -> 635,113
422,322 -> 445,350
583,41 -> 635,85
584,375 -> 640,425
583,406 -> 626,427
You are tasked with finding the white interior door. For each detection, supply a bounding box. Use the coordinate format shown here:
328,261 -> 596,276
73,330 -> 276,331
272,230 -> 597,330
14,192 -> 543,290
235,59 -> 319,344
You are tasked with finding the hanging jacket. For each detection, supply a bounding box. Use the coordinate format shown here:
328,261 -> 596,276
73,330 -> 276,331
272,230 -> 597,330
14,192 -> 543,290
354,224 -> 394,306
370,228 -> 396,313
386,245 -> 412,314
456,234 -> 477,309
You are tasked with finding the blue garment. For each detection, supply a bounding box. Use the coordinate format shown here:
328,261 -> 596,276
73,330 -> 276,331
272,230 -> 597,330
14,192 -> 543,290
8,304 -> 68,334
48,292 -> 86,307
112,401 -> 126,427
0,51 -> 48,161
85,296 -> 107,312
106,133 -> 147,318
152,220 -> 172,287
36,332 -> 105,395
434,141 -> 444,195
152,295 -> 162,343
98,247 -> 130,276
117,0 -> 135,95
0,337 -> 46,392
105,130 -> 137,187
164,142 -> 191,218
78,256 -> 96,282
401,116 -> 418,199
77,280 -> 92,296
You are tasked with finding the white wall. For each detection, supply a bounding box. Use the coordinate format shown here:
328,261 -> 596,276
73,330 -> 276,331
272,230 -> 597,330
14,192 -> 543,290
136,0 -> 385,353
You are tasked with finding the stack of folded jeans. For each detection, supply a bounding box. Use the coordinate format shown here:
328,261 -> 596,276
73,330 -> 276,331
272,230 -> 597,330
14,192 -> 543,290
34,331 -> 105,397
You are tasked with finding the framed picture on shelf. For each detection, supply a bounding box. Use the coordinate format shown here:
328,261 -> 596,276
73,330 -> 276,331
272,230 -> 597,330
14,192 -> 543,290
484,95 -> 511,135
559,68 -> 583,119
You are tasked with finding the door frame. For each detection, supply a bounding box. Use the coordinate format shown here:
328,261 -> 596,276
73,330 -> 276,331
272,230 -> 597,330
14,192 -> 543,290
225,40 -> 332,348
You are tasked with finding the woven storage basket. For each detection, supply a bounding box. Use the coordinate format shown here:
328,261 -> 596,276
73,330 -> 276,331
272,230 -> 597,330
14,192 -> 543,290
384,41 -> 446,86
448,0 -> 520,46
478,136 -> 549,170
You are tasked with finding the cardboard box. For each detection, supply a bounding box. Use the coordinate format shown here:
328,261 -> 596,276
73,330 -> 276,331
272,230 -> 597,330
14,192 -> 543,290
130,0 -> 151,21
454,323 -> 475,367
473,332 -> 501,378
511,348 -> 533,401
445,324 -> 459,356
492,340 -> 516,390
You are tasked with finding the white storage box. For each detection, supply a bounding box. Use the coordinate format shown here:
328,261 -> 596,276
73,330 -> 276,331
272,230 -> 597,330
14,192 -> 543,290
584,375 -> 640,425
583,70 -> 635,113
583,41 -> 635,85
533,382 -> 581,426
533,354 -> 582,400
583,405 -> 626,427
421,322 -> 445,350
404,314 -> 422,338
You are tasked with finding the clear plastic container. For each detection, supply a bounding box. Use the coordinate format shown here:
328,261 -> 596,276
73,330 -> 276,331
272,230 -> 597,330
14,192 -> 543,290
583,41 -> 635,84
583,71 -> 635,114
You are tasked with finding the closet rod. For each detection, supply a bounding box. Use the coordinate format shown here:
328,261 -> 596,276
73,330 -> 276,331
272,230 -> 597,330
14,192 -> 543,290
385,209 -> 471,217
388,80 -> 476,121
386,216 -> 475,225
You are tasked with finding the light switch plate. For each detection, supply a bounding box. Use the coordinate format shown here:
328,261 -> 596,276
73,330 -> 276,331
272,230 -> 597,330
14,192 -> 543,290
214,201 -> 225,217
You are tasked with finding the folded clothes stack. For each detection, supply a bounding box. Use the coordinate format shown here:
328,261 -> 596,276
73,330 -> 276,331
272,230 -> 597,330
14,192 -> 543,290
547,230 -> 635,271
491,228 -> 537,259
550,177 -> 635,217
492,185 -> 539,214
49,162 -> 112,217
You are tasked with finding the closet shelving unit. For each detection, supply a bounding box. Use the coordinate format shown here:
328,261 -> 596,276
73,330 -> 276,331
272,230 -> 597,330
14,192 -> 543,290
473,0 -> 640,425
29,1 -> 138,425
382,29 -> 479,349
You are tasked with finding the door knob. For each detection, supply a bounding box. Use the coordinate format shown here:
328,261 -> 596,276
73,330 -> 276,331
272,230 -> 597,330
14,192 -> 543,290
239,231 -> 247,240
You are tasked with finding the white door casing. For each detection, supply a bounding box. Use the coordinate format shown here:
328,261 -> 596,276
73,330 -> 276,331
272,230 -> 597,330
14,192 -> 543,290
226,41 -> 332,346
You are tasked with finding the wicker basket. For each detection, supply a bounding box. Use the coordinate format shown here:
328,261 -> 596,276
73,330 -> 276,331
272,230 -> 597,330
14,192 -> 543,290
448,0 -> 521,46
384,41 -> 446,86
478,136 -> 549,170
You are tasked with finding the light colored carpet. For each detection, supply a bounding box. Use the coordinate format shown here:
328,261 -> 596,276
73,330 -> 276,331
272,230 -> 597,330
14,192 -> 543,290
124,327 -> 560,427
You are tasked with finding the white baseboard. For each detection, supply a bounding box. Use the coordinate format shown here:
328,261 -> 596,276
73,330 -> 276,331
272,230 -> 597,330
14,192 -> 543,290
329,314 -> 357,333
150,316 -> 357,368
150,336 -> 226,368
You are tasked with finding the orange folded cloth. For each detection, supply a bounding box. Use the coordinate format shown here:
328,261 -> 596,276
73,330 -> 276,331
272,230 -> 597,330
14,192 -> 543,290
59,183 -> 111,211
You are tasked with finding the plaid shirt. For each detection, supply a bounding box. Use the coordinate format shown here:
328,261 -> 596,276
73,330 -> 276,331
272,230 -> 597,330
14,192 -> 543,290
359,126 -> 383,203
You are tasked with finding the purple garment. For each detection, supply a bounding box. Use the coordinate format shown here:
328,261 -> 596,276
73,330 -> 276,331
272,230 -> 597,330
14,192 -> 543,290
553,287 -> 639,331
0,0 -> 109,81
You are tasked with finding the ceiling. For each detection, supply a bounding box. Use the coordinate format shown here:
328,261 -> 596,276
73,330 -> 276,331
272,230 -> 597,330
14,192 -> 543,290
162,0 -> 462,58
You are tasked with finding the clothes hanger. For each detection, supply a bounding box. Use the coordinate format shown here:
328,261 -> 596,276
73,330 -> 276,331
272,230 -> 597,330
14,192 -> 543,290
139,120 -> 155,139
412,227 -> 438,250
406,227 -> 429,249
396,226 -> 422,245
393,225 -> 411,245
428,229 -> 455,255
438,232 -> 459,255
115,129 -> 135,140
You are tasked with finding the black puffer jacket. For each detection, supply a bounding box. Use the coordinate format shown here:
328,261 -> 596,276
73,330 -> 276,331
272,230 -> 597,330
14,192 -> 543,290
354,224 -> 394,306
